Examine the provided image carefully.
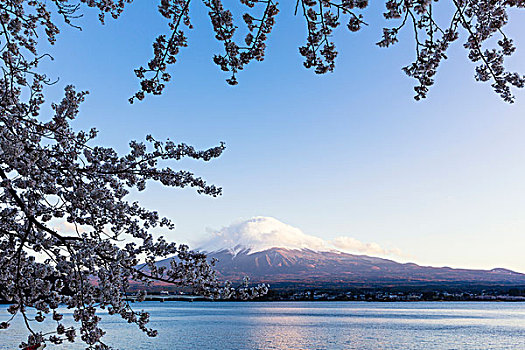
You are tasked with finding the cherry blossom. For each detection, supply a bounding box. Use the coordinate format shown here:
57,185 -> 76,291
0,1 -> 267,348
131,0 -> 525,102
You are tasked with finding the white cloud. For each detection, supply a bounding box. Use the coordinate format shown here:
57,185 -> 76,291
199,216 -> 404,258
330,236 -> 402,256
199,216 -> 328,255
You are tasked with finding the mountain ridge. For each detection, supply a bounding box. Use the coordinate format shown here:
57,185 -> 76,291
152,246 -> 525,290
158,216 -> 525,290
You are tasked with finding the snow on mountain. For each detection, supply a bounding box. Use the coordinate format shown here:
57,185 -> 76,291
153,217 -> 525,289
198,216 -> 330,255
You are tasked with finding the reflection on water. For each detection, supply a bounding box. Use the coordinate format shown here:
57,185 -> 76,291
1,302 -> 524,349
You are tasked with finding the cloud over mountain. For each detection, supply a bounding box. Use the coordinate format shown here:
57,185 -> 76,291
199,216 -> 402,258
331,236 -> 403,256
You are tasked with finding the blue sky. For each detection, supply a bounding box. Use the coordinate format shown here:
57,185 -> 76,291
41,2 -> 525,272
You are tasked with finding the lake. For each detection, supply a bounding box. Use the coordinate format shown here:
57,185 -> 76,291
1,302 -> 524,349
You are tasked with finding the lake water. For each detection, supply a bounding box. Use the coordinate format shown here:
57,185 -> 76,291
1,301 -> 524,349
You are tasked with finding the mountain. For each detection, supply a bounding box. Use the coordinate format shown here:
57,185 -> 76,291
205,247 -> 525,289
159,217 -> 525,290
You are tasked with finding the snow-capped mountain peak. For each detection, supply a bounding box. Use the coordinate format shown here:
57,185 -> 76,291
198,216 -> 330,255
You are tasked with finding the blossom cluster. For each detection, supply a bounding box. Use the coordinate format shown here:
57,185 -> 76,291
0,1 -> 267,348
131,0 -> 525,102
378,0 -> 525,102
3,0 -> 521,103
299,0 -> 367,74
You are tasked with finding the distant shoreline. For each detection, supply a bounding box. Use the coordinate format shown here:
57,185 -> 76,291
121,296 -> 525,303
1,300 -> 524,305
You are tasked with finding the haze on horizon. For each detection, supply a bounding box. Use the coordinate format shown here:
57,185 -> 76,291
39,3 -> 525,273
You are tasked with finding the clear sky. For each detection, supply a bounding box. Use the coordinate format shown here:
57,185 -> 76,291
40,2 -> 525,272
